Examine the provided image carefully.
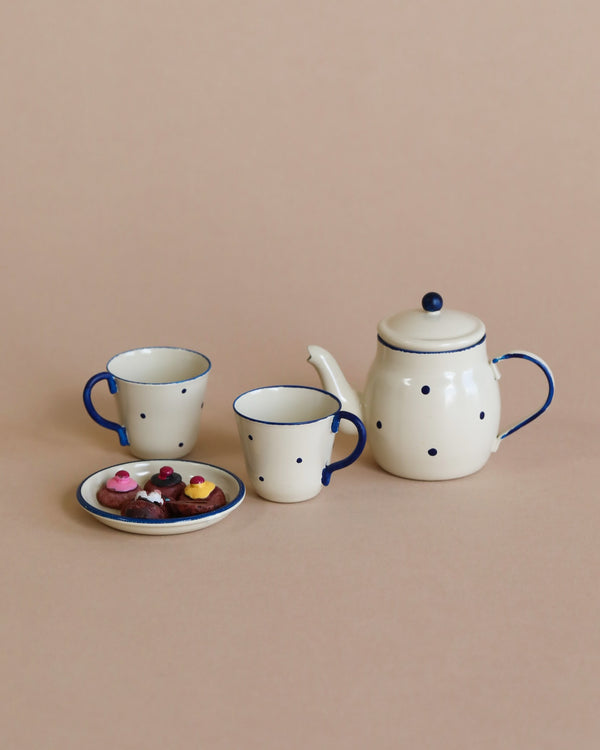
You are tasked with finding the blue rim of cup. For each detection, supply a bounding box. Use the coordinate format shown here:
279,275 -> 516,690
232,384 -> 343,426
105,346 -> 212,386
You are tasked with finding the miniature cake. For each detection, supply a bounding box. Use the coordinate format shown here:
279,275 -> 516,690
166,475 -> 227,517
143,466 -> 185,500
97,470 -> 140,510
121,490 -> 169,519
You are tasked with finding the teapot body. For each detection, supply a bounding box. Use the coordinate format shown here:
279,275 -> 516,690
363,337 -> 500,480
308,293 -> 554,481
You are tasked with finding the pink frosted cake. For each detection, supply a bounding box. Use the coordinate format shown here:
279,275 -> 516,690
97,470 -> 140,510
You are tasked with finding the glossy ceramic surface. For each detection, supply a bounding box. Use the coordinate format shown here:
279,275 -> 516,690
308,293 -> 554,480
77,459 -> 245,535
233,385 -> 366,502
83,346 -> 211,459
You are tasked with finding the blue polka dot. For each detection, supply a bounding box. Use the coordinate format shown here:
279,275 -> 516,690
296,457 -> 303,463
480,411 -> 485,420
178,442 -> 184,448
421,385 -> 430,395
181,388 -> 187,394
428,448 -> 437,456
248,435 -> 253,440
376,420 -> 382,429
140,413 -> 146,419
259,476 -> 264,482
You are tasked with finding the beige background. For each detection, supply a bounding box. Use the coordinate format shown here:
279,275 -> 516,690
2,2 -> 599,748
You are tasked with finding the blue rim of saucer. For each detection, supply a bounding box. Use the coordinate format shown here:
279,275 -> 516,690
76,459 -> 245,526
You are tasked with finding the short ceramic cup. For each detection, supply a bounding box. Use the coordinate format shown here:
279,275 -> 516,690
83,346 -> 211,459
233,385 -> 367,503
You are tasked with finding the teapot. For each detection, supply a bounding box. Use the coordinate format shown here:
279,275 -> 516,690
307,292 -> 554,480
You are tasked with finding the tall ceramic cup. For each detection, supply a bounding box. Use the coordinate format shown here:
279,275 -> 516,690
233,385 -> 367,502
83,346 -> 211,459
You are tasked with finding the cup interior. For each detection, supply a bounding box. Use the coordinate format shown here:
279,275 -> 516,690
107,347 -> 210,384
233,386 -> 340,424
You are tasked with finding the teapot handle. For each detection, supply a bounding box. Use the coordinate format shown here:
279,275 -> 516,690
491,350 -> 555,451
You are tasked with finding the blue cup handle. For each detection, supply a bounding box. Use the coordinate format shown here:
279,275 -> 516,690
82,372 -> 130,446
321,410 -> 367,486
491,350 -> 555,450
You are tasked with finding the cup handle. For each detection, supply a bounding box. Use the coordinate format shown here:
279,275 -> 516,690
321,411 -> 367,486
491,350 -> 555,451
82,372 -> 130,446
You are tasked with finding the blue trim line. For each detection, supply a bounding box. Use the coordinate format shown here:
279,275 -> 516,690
377,334 -> 487,354
233,384 -> 342,425
492,352 -> 555,440
106,346 -> 212,385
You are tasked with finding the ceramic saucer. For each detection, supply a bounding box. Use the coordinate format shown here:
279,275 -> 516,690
77,459 -> 245,535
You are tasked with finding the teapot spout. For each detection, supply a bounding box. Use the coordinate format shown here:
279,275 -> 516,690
307,345 -> 363,431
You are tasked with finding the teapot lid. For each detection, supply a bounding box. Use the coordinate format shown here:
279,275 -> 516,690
377,292 -> 486,353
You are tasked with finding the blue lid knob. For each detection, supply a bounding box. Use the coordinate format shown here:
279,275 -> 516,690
422,292 -> 443,312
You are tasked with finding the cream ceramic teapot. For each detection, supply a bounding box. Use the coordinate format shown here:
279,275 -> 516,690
307,292 -> 554,480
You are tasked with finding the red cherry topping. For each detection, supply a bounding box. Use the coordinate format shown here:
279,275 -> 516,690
190,475 -> 205,485
158,466 -> 173,480
116,470 -> 130,479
